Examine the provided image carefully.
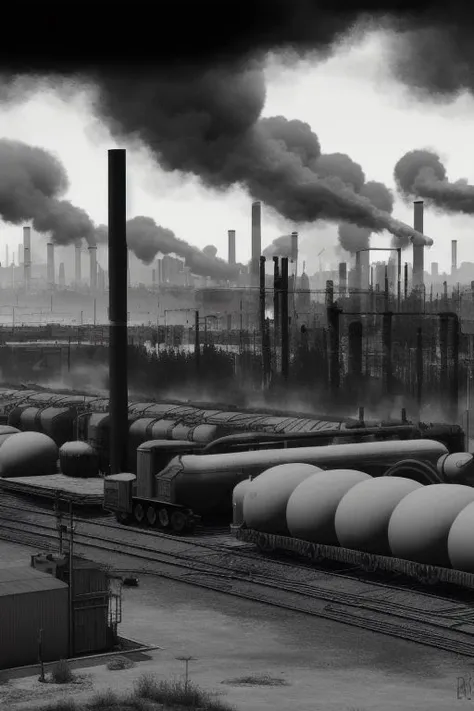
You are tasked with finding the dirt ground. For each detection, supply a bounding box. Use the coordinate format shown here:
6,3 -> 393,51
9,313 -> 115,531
0,538 -> 472,710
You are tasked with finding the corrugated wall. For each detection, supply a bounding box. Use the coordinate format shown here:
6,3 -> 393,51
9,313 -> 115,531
0,588 -> 68,669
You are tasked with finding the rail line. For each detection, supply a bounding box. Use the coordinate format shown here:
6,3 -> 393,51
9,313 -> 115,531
2,496 -> 474,657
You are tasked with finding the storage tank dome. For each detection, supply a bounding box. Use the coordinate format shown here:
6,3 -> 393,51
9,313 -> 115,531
59,441 -> 99,478
0,426 -> 20,435
286,469 -> 371,545
334,476 -> 422,554
232,478 -> 253,526
388,484 -> 474,566
242,463 -> 323,535
0,432 -> 59,478
447,502 -> 474,572
0,433 -> 17,449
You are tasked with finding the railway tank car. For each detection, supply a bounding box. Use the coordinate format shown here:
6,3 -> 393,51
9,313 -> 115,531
103,438 -> 450,532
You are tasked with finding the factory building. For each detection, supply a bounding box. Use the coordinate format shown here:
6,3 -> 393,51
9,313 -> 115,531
0,564 -> 69,669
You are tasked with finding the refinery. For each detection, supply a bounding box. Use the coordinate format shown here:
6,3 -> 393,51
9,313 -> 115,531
4,13 -> 474,710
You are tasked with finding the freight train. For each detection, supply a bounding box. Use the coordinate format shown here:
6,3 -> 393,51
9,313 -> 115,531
102,437 -> 474,533
231,451 -> 474,588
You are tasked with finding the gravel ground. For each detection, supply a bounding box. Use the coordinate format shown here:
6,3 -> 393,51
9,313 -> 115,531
0,539 -> 471,710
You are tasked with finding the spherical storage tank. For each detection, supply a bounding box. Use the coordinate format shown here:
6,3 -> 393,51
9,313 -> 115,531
242,463 -> 323,535
388,484 -> 474,567
232,478 -> 253,526
286,469 -> 371,545
447,502 -> 474,573
334,476 -> 422,555
0,432 -> 59,478
59,441 -> 99,478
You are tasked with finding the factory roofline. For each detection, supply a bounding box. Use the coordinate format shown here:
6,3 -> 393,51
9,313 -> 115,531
0,565 -> 68,597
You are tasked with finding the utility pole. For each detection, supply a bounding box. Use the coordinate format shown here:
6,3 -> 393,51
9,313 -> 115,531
68,500 -> 75,658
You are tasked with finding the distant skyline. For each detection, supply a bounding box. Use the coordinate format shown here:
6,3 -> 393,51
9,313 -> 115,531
0,29 -> 473,274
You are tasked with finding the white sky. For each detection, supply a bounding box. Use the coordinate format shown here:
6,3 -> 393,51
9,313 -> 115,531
0,29 -> 473,274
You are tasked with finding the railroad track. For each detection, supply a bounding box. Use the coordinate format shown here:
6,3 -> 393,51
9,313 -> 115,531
2,495 -> 474,657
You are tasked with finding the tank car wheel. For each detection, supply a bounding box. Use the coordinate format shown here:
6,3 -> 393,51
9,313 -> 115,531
133,503 -> 145,525
170,511 -> 187,533
146,505 -> 158,527
158,508 -> 170,528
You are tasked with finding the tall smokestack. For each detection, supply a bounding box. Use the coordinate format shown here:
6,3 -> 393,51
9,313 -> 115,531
412,200 -> 424,289
338,262 -> 347,295
431,262 -> 439,277
58,262 -> 65,288
451,240 -> 458,276
108,148 -> 128,475
47,242 -> 55,288
251,201 -> 261,285
23,226 -> 31,291
228,230 -> 236,265
18,244 -> 24,265
5,245 -> 8,268
75,244 -> 82,286
89,246 -> 97,290
290,231 -> 298,278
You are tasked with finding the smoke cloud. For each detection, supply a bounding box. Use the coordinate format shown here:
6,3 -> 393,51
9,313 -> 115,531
394,149 -> 474,215
263,235 -> 293,259
98,218 -> 238,280
203,245 -> 218,258
337,180 -> 395,253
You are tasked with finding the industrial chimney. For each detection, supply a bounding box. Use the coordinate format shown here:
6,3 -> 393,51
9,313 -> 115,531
228,230 -> 236,265
75,244 -> 82,286
89,246 -> 97,290
338,262 -> 347,295
58,262 -> 65,288
47,243 -> 55,288
412,200 -> 424,289
451,240 -> 458,276
5,245 -> 8,268
290,231 -> 298,277
23,227 -> 31,291
251,201 -> 262,285
431,262 -> 439,278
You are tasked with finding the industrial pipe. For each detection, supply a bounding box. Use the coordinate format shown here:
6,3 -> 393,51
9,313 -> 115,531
108,148 -> 129,475
251,201 -> 262,286
280,257 -> 289,381
413,200 -> 424,289
273,256 -> 280,344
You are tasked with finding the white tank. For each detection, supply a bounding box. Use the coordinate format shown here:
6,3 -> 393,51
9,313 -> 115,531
0,432 -> 59,478
447,502 -> 474,572
334,476 -> 422,554
286,469 -> 371,545
232,478 -> 253,526
388,484 -> 474,567
242,463 -> 323,535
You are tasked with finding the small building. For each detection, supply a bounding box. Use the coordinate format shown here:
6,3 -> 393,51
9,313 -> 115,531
0,565 -> 68,669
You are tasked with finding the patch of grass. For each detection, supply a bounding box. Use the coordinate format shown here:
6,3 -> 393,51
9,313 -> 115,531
221,673 -> 289,687
50,660 -> 75,685
39,701 -> 79,711
106,656 -> 135,671
134,674 -> 234,710
86,689 -> 120,709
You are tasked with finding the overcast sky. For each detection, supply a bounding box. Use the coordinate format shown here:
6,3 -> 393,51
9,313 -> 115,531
0,29 -> 473,274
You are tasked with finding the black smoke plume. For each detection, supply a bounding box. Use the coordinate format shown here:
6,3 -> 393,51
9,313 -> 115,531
263,235 -> 293,259
337,180 -> 395,253
99,218 -> 238,280
394,149 -> 474,215
203,245 -> 218,258
0,138 -> 97,246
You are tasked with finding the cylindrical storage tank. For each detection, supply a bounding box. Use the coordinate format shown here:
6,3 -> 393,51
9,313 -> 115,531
19,407 -> 42,432
7,407 -> 26,430
388,484 -> 474,567
242,463 -> 323,535
171,424 -> 192,441
334,477 -> 423,554
232,478 -> 253,526
0,426 -> 20,436
448,502 -> 474,572
190,424 -> 219,444
149,419 -> 178,440
0,432 -> 59,478
59,441 -> 99,478
286,469 -> 371,545
39,407 -> 76,446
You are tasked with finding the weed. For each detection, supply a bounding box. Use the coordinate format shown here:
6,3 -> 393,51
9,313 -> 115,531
221,673 -> 289,686
106,656 -> 135,671
50,660 -> 75,685
134,674 -> 234,710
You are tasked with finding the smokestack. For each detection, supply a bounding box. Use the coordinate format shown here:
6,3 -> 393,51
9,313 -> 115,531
23,226 -> 31,291
251,201 -> 262,285
108,148 -> 128,475
5,245 -> 8,268
58,262 -> 65,288
75,244 -> 82,286
338,262 -> 347,295
89,246 -> 97,290
451,240 -> 458,276
290,231 -> 298,278
228,230 -> 236,265
431,262 -> 439,277
412,200 -> 424,289
47,242 -> 55,288
18,244 -> 24,265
